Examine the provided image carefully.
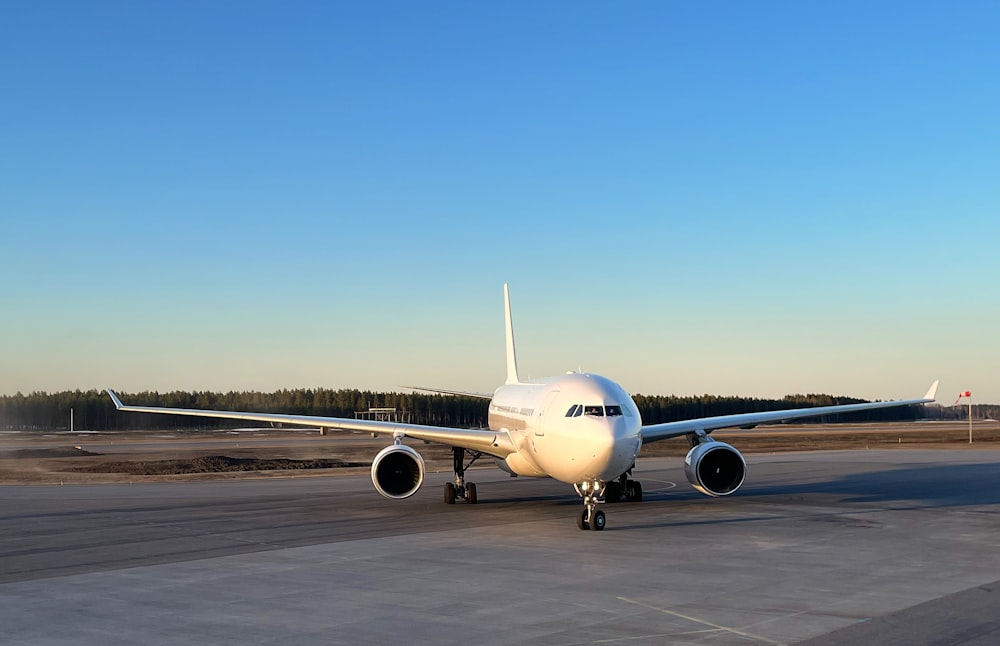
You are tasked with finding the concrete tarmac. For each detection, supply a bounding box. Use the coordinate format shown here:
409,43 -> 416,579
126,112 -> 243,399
2,449 -> 1000,645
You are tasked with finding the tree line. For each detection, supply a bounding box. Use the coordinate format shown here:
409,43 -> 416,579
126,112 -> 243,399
922,403 -> 999,422
0,389 -> 487,431
0,388 -> 965,432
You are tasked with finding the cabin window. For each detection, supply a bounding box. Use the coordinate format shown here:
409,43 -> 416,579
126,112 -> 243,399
605,405 -> 623,417
565,404 -> 580,417
583,405 -> 604,417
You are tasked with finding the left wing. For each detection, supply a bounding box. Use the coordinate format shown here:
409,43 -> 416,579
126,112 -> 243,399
106,390 -> 516,457
641,380 -> 939,443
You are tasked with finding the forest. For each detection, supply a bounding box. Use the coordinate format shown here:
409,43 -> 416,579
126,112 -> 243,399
1,387 -> 981,432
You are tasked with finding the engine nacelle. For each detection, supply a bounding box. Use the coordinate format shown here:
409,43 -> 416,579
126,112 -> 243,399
371,444 -> 425,499
684,440 -> 746,497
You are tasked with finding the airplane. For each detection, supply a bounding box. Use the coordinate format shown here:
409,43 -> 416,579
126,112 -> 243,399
107,284 -> 939,531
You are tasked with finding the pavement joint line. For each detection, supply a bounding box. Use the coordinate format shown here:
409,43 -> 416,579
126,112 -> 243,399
545,631 -> 678,645
616,596 -> 786,645
739,596 -> 859,633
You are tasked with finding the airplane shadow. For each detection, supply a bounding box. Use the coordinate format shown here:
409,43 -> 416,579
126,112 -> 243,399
737,461 -> 1000,508
595,462 -> 1000,532
440,462 -> 1000,533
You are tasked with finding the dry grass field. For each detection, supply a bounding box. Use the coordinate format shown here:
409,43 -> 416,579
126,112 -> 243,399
1,421 -> 997,485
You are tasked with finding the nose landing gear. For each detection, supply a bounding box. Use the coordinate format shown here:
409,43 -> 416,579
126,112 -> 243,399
574,480 -> 607,530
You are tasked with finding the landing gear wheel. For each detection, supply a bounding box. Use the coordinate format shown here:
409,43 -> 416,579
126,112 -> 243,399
444,482 -> 456,504
625,480 -> 643,502
605,482 -> 621,503
577,509 -> 590,530
465,482 -> 478,504
589,509 -> 606,531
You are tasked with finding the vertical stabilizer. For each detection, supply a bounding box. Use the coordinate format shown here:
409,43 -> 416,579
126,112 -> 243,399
503,283 -> 521,384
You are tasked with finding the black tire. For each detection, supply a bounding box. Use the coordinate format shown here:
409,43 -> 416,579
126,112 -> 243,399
605,482 -> 621,503
589,509 -> 606,531
444,482 -> 456,504
465,482 -> 478,504
626,480 -> 643,502
577,509 -> 589,530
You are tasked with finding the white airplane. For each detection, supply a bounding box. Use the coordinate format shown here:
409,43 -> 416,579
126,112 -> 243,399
107,284 -> 939,531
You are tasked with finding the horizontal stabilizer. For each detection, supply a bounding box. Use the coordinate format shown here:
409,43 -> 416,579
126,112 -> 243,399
402,385 -> 493,400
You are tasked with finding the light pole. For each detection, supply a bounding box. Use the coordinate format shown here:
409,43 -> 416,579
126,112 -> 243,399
954,391 -> 972,443
968,394 -> 973,444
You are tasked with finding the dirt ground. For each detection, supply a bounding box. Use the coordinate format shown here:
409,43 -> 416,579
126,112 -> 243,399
1,421 -> 997,485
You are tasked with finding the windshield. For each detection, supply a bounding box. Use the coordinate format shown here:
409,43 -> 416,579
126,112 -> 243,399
565,404 -> 625,418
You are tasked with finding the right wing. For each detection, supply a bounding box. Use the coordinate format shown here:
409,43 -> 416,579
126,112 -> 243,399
106,390 -> 516,457
641,380 -> 939,443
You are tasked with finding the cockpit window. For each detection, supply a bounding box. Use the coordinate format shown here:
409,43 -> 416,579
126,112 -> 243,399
567,404 -> 627,418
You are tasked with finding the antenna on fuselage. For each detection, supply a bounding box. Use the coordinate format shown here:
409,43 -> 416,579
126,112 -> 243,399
503,283 -> 521,384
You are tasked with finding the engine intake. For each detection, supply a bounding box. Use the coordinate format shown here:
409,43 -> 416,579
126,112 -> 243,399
371,444 -> 425,499
684,440 -> 746,497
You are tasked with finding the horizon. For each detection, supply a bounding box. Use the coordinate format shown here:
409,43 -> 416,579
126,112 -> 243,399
0,380 -> 984,408
2,2 -> 997,405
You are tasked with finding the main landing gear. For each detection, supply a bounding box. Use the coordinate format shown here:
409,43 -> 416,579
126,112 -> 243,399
604,470 -> 643,504
444,447 -> 482,505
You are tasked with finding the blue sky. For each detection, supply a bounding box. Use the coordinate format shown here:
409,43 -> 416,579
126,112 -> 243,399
2,1 -> 998,404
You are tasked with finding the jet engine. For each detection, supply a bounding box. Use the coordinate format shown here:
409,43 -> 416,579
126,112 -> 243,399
371,444 -> 425,499
684,440 -> 746,497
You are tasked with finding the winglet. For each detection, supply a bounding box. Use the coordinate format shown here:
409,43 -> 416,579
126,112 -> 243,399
503,283 -> 520,385
924,380 -> 939,402
107,389 -> 125,410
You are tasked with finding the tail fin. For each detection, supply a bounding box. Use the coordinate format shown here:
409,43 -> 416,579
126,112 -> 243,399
503,283 -> 520,384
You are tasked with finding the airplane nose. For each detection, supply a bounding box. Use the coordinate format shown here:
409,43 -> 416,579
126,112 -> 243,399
591,423 -> 617,457
580,418 -> 632,477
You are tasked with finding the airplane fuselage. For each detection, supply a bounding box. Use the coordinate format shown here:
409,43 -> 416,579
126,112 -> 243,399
487,372 -> 643,484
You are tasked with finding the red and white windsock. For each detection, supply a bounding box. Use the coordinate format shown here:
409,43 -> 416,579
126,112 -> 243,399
953,391 -> 972,406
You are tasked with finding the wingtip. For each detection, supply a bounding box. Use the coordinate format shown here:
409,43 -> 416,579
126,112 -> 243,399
106,389 -> 124,409
924,380 -> 940,402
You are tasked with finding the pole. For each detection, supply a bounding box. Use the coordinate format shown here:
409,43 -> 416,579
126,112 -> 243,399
71,407 -> 74,433
969,397 -> 973,444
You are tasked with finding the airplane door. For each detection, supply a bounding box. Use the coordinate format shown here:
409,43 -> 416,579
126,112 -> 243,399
535,390 -> 561,436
